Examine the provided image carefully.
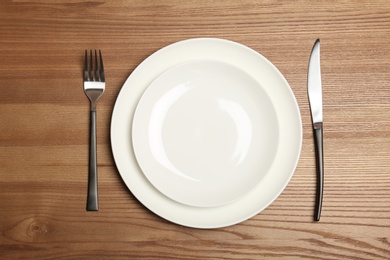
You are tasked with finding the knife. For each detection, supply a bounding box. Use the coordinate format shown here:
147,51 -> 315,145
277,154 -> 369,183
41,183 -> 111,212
308,39 -> 324,221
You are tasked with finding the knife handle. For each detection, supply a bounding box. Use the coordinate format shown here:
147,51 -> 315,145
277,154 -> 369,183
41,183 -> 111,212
313,123 -> 324,221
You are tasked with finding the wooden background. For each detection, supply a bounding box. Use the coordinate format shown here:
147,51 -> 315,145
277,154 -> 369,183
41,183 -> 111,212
1,0 -> 389,259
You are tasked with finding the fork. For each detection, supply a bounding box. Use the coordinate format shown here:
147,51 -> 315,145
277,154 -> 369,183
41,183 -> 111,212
84,50 -> 105,211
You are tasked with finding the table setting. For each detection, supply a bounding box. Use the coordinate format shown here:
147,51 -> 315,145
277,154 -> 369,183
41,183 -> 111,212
1,1 -> 389,259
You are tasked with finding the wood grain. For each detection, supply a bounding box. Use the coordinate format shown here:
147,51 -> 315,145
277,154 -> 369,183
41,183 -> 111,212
0,0 -> 389,259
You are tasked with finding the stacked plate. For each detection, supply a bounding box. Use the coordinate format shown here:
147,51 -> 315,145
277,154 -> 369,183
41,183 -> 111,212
111,38 -> 302,228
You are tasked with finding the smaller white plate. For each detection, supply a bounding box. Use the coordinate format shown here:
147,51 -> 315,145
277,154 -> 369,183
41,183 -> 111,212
132,60 -> 279,207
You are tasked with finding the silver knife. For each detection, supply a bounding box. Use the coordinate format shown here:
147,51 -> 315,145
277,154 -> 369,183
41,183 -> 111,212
308,39 -> 324,221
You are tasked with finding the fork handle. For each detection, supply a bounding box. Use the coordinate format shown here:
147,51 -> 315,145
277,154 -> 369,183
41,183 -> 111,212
313,125 -> 324,221
87,110 -> 99,211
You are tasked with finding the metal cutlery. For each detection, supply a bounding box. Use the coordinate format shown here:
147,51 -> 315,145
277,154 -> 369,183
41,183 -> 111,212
83,50 -> 105,211
308,39 -> 324,221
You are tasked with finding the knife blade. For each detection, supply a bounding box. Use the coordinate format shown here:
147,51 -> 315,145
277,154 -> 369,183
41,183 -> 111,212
308,39 -> 324,221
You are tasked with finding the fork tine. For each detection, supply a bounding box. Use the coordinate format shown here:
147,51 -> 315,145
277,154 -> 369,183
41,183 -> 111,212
84,50 -> 89,81
99,50 -> 105,82
89,50 -> 94,81
94,50 -> 99,81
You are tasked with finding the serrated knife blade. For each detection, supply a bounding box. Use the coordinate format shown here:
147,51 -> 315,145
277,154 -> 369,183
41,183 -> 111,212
308,39 -> 324,221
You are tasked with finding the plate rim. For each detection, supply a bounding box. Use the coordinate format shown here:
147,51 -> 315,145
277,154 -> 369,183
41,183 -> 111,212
111,37 -> 302,228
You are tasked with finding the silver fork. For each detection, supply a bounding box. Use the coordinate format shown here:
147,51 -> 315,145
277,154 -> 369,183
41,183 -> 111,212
84,50 -> 105,211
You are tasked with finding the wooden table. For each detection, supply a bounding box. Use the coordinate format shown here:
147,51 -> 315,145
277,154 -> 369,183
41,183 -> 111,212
1,1 -> 389,259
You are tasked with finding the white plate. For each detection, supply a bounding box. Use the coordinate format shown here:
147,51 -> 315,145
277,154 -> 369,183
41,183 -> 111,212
132,60 -> 279,207
111,38 -> 302,228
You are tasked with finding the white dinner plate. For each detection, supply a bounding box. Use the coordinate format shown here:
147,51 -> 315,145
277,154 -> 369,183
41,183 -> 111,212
111,38 -> 302,228
132,60 -> 279,207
